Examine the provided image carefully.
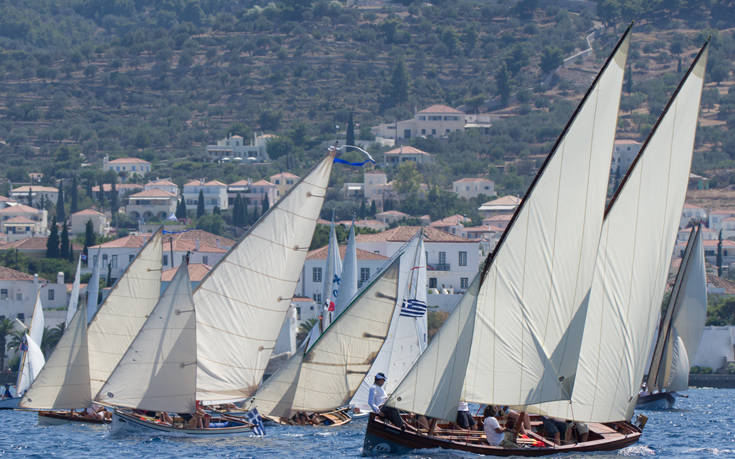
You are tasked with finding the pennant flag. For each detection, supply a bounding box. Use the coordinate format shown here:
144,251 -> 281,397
333,145 -> 376,167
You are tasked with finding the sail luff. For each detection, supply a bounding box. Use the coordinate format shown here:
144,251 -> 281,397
66,256 -> 82,326
195,152 -> 335,403
671,225 -> 707,363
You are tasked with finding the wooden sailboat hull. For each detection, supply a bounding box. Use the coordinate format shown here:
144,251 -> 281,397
363,414 -> 642,456
112,410 -> 254,436
37,411 -> 111,425
263,407 -> 352,427
636,392 -> 676,410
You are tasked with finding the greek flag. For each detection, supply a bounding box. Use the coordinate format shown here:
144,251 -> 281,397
246,408 -> 266,437
400,298 -> 427,317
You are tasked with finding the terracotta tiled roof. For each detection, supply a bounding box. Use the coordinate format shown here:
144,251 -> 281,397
614,139 -> 641,145
270,172 -> 299,180
376,210 -> 409,217
480,195 -> 521,207
454,177 -> 493,183
2,216 -> 35,224
703,240 -> 735,248
710,209 -> 735,215
129,189 -> 177,198
146,179 -> 176,187
0,196 -> 14,202
306,245 -> 389,260
430,214 -> 469,227
229,180 -> 250,186
1,237 -> 58,251
0,204 -> 41,214
484,214 -> 513,222
204,180 -> 227,187
292,296 -> 315,302
171,229 -> 234,248
12,186 -> 58,193
417,104 -> 464,114
355,226 -> 473,243
0,266 -> 34,281
107,157 -> 150,164
91,230 -> 234,250
72,208 -> 105,217
384,146 -> 431,156
92,234 -> 148,249
91,184 -> 143,192
707,275 -> 735,295
161,263 -> 212,282
251,179 -> 275,186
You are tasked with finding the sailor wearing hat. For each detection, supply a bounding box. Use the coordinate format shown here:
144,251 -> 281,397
368,372 -> 404,428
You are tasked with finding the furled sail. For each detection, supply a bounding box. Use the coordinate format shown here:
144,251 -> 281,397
66,256 -> 82,326
351,232 -> 427,412
388,28 -> 631,421
321,219 -> 342,329
533,42 -> 709,423
16,291 -> 46,396
87,229 -> 163,397
86,248 -> 102,323
334,223 -> 358,317
97,262 -> 196,413
646,225 -> 707,393
251,258 -> 401,418
20,302 -> 91,410
195,152 -> 334,403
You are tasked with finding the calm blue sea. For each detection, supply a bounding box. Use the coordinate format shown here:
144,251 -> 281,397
1,388 -> 733,458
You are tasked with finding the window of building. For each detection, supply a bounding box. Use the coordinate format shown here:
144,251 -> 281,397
0,289 -> 7,300
460,277 -> 469,289
48,289 -> 54,301
102,254 -> 108,265
129,254 -> 134,262
459,251 -> 467,267
313,267 -> 322,283
202,256 -> 208,265
16,292 -> 22,301
429,277 -> 438,289
431,129 -> 436,135
313,293 -> 322,303
163,254 -> 169,266
439,251 -> 447,265
360,268 -> 370,287
111,255 -> 118,268
295,307 -> 301,320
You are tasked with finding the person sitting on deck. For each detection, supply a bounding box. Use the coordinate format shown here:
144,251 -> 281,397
194,401 -> 211,428
542,417 -> 571,444
160,412 -> 173,424
503,407 -> 530,435
483,406 -> 505,446
456,401 -> 476,429
368,372 -> 404,429
2,384 -> 11,400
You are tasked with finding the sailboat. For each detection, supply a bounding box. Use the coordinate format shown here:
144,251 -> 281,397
364,34 -> 708,456
350,231 -> 427,415
0,291 -> 46,409
320,218 -> 342,331
638,224 -> 707,410
19,228 -> 164,424
247,231 -> 423,426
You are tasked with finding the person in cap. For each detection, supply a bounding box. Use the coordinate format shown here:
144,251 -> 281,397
368,372 -> 404,428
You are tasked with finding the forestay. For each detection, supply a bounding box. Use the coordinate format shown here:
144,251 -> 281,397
251,260 -> 401,418
97,262 -> 196,413
533,43 -> 709,423
87,229 -> 163,397
195,152 -> 334,403
388,28 -> 630,421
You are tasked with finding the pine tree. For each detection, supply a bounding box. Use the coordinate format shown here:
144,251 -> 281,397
346,111 -> 355,148
262,194 -> 270,214
60,222 -> 71,260
717,229 -> 724,277
56,180 -> 65,223
70,175 -> 79,213
196,189 -> 205,218
370,200 -> 377,216
46,217 -> 59,258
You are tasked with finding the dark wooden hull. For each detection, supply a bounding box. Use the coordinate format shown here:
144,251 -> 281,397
264,407 -> 352,427
363,414 -> 642,456
636,392 -> 676,410
38,410 -> 111,425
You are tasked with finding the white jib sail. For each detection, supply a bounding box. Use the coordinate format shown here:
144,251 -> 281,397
66,256 -> 82,326
87,229 -> 163,398
86,248 -> 102,323
20,302 -> 92,410
351,232 -> 427,412
251,259 -> 401,418
97,262 -> 196,413
535,44 -> 708,423
389,29 -> 630,420
333,223 -> 358,317
195,152 -> 334,403
321,220 -> 342,330
16,291 -> 46,396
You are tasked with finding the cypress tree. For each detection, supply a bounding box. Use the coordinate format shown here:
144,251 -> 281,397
107,262 -> 113,287
359,200 -> 366,219
196,189 -> 205,218
97,181 -> 105,208
233,193 -> 243,226
83,219 -> 95,265
213,206 -> 221,215
346,111 -> 355,148
56,180 -> 66,222
717,230 -> 724,277
175,199 -> 186,219
110,179 -> 119,227
28,187 -> 33,207
46,217 -> 59,258
625,64 -> 633,93
389,58 -> 409,106
262,194 -> 270,214
70,175 -> 79,213
60,221 -> 71,260
370,200 -> 377,216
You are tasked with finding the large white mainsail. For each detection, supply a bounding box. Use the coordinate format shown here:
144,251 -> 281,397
66,256 -> 82,326
87,229 -> 163,397
333,223 -> 358,317
195,152 -> 334,403
388,28 -> 631,421
20,302 -> 92,410
86,248 -> 102,323
16,291 -> 46,396
251,258 -> 401,418
351,232 -> 427,411
646,225 -> 707,393
321,219 -> 342,329
97,262 -> 196,413
533,42 -> 709,423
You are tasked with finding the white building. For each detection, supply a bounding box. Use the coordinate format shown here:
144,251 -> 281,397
478,195 -> 521,218
144,179 -> 179,197
0,196 -> 17,210
611,139 -> 642,174
375,210 -> 410,225
0,268 -> 68,330
383,145 -> 433,166
372,104 -> 465,141
429,214 -> 471,237
205,133 -> 272,162
692,326 -> 735,371
270,172 -> 300,197
0,204 -> 48,241
452,177 -> 496,200
69,208 -> 109,236
91,183 -> 144,200
709,210 -> 735,232
183,180 -> 229,213
247,180 -> 279,210
10,186 -> 59,206
680,203 -> 707,228
103,156 -> 151,177
126,189 -> 178,221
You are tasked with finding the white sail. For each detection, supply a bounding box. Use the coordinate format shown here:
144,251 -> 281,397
87,229 -> 163,398
351,233 -> 427,412
195,152 -> 334,403
17,291 -> 46,396
86,248 -> 101,323
533,44 -> 708,422
20,303 -> 92,410
667,334 -> 690,392
66,256 -> 82,326
321,220 -> 342,329
388,29 -> 630,421
334,223 -> 358,317
251,259 -> 401,418
672,227 -> 707,368
97,262 -> 196,413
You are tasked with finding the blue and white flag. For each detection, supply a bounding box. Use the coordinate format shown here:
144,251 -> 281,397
246,408 -> 266,436
333,145 -> 376,167
400,298 -> 427,318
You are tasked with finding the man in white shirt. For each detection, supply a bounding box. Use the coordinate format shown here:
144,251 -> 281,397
368,372 -> 404,429
483,406 -> 505,446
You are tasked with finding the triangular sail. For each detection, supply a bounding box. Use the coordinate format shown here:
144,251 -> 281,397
66,256 -> 82,326
334,223 -> 358,317
388,28 -> 630,421
533,43 -> 709,422
87,229 -> 163,398
251,258 -> 401,418
16,291 -> 46,396
97,262 -> 196,413
194,152 -> 334,403
20,302 -> 92,410
321,219 -> 342,329
86,249 -> 102,323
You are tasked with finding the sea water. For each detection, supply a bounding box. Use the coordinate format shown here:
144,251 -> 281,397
1,388 -> 733,457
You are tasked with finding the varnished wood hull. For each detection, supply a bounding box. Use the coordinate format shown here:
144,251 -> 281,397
112,410 -> 253,436
264,407 -> 352,427
38,411 -> 111,425
363,414 -> 642,456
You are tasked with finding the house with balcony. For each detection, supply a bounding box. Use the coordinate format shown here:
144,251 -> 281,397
709,209 -> 735,232
383,146 -> 433,166
10,186 -> 58,206
205,133 -> 272,163
372,105 -> 465,141
0,196 -> 16,210
69,209 -> 109,236
126,189 -> 178,221
0,204 -> 48,241
247,180 -> 279,210
103,156 -> 151,178
183,180 -> 228,213
429,214 -> 471,236
452,177 -> 496,200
